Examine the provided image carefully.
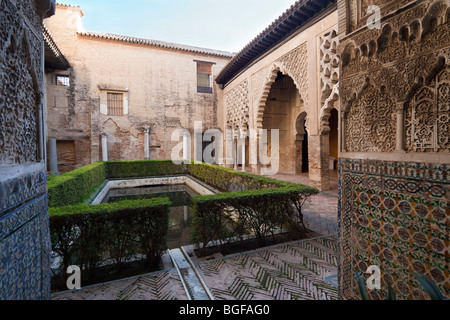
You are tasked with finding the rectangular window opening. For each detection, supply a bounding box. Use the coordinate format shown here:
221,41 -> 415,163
56,75 -> 70,86
107,92 -> 124,116
197,62 -> 213,94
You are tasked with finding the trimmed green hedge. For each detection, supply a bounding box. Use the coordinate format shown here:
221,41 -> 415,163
47,162 -> 106,207
188,162 -> 291,192
47,161 -> 189,207
49,197 -> 171,285
48,160 -> 319,261
47,160 -> 301,207
187,162 -> 318,255
106,160 -> 188,179
190,185 -> 318,255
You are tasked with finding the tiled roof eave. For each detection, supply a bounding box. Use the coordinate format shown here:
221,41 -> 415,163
215,0 -> 337,86
43,26 -> 70,70
77,32 -> 234,59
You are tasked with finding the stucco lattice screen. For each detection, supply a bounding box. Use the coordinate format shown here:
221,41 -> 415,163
319,28 -> 339,109
226,80 -> 249,129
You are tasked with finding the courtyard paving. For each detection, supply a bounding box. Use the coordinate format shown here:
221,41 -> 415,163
272,171 -> 339,237
51,172 -> 340,301
196,235 -> 339,300
52,269 -> 189,300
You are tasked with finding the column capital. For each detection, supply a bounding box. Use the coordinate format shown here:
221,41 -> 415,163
396,101 -> 406,112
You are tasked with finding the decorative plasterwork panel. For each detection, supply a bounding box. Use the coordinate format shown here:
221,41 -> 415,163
406,67 -> 450,152
275,43 -> 309,107
345,84 -> 396,153
340,0 -> 450,155
0,0 -> 43,165
226,80 -> 249,129
346,0 -> 415,34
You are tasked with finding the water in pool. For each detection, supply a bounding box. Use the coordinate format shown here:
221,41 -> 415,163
102,184 -> 198,249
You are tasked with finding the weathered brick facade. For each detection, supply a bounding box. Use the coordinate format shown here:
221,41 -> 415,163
44,4 -> 232,173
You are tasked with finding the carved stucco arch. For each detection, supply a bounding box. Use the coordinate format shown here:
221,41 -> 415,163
319,88 -> 339,134
255,60 -> 309,133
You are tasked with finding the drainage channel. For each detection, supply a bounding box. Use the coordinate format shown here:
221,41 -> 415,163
169,249 -> 213,300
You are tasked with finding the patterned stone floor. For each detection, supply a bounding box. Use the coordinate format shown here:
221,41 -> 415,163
51,269 -> 189,300
197,236 -> 339,300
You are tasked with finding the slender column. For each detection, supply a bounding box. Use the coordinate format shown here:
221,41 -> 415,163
249,128 -> 259,174
241,129 -> 246,172
48,138 -> 58,175
223,128 -> 234,167
233,130 -> 238,171
182,131 -> 189,161
144,129 -> 150,160
101,133 -> 108,162
396,104 -> 405,152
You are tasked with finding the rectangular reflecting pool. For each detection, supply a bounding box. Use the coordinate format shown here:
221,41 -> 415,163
89,175 -> 218,250
102,184 -> 198,249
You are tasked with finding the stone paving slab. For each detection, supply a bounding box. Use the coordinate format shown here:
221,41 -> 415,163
303,193 -> 339,236
197,236 -> 339,300
271,172 -> 339,236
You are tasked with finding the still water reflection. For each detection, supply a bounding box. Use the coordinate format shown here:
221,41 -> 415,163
102,184 -> 199,249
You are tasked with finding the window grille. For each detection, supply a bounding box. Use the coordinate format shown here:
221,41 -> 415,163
107,92 -> 124,116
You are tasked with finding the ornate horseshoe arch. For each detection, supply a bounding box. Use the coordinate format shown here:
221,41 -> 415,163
253,43 -> 310,132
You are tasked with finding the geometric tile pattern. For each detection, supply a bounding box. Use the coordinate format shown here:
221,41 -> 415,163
198,236 -> 339,300
0,170 -> 50,300
51,269 -> 189,300
339,158 -> 449,300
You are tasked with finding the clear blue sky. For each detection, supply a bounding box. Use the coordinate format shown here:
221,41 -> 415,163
58,0 -> 298,53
